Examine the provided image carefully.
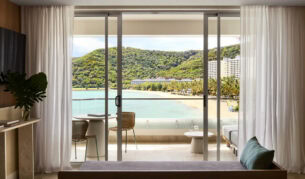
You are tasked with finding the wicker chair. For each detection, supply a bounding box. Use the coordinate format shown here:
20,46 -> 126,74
72,120 -> 99,161
109,112 -> 137,153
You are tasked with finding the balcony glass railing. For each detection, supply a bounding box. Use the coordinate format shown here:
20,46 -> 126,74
72,98 -> 238,133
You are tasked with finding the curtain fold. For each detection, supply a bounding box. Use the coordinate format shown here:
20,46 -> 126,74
21,6 -> 74,173
239,6 -> 305,173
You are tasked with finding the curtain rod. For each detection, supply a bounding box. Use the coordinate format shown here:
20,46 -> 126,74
75,6 -> 240,12
75,6 -> 240,9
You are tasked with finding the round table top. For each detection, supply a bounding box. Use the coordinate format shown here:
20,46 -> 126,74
184,131 -> 214,138
73,114 -> 116,121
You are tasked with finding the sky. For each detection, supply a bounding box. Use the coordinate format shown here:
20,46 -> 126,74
73,35 -> 240,57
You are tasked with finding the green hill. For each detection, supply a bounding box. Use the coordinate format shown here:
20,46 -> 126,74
157,52 -> 203,79
72,45 -> 240,88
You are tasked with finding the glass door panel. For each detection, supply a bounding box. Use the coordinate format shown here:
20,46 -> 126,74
71,12 -> 123,162
204,13 -> 240,161
72,16 -> 107,162
207,16 -> 219,161
219,16 -> 240,161
121,13 -> 204,161
106,14 -> 123,161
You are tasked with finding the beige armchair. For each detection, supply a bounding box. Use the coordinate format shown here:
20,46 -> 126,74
72,120 -> 99,161
109,112 -> 137,153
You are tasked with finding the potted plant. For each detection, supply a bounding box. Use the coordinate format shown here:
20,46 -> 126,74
0,72 -> 48,121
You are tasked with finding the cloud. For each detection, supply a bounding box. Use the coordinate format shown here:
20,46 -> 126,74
123,36 -> 203,51
73,36 -> 118,57
73,36 -> 105,57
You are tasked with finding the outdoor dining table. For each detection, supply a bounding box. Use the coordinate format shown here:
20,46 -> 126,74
184,131 -> 214,154
73,114 -> 116,158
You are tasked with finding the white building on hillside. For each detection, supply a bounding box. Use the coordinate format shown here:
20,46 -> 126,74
208,56 -> 240,79
131,78 -> 192,85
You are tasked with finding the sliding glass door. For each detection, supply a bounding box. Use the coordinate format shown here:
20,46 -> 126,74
104,13 -> 123,161
204,12 -> 240,161
121,12 -> 204,161
72,12 -> 123,162
72,10 -> 239,162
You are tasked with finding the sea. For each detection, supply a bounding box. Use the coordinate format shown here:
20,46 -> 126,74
72,90 -> 203,119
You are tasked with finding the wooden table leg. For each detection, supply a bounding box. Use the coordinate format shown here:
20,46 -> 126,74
0,132 -> 7,179
18,124 -> 34,179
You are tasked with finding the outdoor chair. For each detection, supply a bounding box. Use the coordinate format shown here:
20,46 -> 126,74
72,120 -> 99,161
109,112 -> 137,153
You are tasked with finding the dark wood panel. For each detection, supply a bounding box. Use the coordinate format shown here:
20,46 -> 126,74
0,86 -> 16,108
0,0 -> 20,33
0,0 -> 20,107
58,170 -> 287,179
0,1 -> 21,176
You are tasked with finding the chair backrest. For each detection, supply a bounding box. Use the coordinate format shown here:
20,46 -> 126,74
119,112 -> 135,129
72,120 -> 89,141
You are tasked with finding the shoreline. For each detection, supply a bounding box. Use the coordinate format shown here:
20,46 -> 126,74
72,89 -> 238,119
127,90 -> 238,119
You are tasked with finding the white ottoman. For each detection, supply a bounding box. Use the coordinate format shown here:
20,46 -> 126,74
184,131 -> 214,154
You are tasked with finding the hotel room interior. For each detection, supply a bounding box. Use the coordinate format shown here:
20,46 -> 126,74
0,0 -> 305,179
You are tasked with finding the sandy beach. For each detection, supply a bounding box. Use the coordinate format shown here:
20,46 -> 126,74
72,88 -> 239,119
128,90 -> 238,119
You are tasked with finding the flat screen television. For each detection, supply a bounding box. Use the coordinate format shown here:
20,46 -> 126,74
0,27 -> 26,75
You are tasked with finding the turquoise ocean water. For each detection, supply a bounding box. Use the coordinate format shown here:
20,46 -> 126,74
72,90 -> 203,119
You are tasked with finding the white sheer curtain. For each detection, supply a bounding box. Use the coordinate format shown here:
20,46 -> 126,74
21,6 -> 74,172
239,6 -> 305,173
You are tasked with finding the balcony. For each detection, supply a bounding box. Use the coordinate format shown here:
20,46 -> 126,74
71,93 -> 239,162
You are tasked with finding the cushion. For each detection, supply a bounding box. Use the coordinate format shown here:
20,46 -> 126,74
222,125 -> 238,141
81,161 -> 246,171
230,130 -> 238,146
240,136 -> 274,169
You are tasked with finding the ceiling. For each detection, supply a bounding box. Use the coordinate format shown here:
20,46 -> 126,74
10,0 -> 305,6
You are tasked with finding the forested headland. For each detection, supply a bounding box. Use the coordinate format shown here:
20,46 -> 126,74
72,45 -> 240,97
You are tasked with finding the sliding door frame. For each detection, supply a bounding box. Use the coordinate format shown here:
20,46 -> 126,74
104,12 -> 123,161
105,14 -> 109,161
74,10 -> 239,162
203,12 -> 240,161
74,12 -> 123,161
114,12 -> 123,161
203,13 -> 209,160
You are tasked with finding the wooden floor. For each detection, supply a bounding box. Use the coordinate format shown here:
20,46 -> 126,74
35,143 -> 305,179
70,142 -> 237,162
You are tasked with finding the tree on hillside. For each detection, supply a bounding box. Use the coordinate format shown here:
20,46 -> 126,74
72,44 -> 240,89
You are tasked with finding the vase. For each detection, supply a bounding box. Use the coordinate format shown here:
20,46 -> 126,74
22,110 -> 31,121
